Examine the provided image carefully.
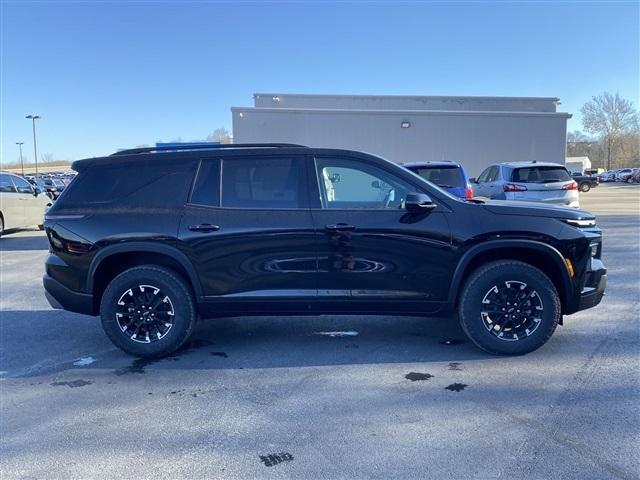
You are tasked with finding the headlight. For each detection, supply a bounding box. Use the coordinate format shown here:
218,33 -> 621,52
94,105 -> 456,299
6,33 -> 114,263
590,241 -> 601,259
564,218 -> 596,228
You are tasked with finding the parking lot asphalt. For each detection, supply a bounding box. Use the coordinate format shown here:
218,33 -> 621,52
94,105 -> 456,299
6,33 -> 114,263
1,184 -> 639,479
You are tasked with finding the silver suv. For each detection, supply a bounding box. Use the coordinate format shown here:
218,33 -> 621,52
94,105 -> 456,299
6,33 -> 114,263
471,162 -> 579,208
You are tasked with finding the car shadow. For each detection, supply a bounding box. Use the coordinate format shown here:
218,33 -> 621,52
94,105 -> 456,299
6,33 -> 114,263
0,310 -> 492,377
0,231 -> 48,251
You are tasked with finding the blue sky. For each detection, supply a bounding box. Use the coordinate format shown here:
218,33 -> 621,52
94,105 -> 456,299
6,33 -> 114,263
1,1 -> 638,163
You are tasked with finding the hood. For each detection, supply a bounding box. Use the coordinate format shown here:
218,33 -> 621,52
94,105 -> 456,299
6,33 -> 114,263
482,200 -> 595,220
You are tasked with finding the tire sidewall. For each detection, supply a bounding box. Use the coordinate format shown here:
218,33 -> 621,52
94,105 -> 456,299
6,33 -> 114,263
580,183 -> 590,192
100,266 -> 196,358
459,261 -> 560,355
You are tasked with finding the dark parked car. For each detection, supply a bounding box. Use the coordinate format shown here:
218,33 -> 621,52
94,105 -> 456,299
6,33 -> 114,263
402,161 -> 473,200
571,172 -> 599,192
43,144 -> 606,358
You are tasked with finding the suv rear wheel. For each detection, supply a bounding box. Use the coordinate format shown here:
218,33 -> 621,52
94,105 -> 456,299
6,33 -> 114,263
100,265 -> 197,358
458,260 -> 560,355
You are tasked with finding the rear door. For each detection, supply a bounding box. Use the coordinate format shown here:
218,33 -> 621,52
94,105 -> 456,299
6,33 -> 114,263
178,154 -> 318,312
309,155 -> 452,313
11,175 -> 44,226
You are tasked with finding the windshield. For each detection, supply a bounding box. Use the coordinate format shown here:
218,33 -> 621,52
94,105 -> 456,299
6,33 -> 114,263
511,166 -> 571,183
409,166 -> 466,188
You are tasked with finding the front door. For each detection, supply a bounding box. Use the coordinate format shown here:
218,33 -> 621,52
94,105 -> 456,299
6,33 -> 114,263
178,154 -> 317,313
12,175 -> 43,226
0,174 -> 23,229
309,156 -> 452,313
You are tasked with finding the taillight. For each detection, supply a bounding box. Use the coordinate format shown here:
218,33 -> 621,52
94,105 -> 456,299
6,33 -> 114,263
465,186 -> 473,200
503,183 -> 528,192
563,181 -> 578,190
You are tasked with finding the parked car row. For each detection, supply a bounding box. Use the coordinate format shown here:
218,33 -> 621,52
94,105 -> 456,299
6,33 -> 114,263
404,160 -> 581,207
598,168 -> 640,183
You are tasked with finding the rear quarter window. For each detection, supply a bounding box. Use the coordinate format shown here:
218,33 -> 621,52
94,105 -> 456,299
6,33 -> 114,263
59,159 -> 197,208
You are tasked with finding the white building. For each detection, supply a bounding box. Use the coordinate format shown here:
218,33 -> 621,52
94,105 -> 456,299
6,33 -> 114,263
565,156 -> 592,174
232,93 -> 572,176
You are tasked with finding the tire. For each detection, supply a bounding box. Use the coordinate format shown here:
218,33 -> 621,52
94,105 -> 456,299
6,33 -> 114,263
627,177 -> 634,184
579,182 -> 590,192
458,260 -> 561,355
0,215 -> 4,237
38,224 -> 45,231
100,265 -> 197,358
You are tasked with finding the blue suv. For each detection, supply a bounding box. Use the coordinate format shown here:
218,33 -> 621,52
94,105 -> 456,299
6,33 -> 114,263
403,161 -> 473,200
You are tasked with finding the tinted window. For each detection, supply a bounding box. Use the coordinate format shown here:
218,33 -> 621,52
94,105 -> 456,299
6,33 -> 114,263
317,158 -> 414,210
221,157 -> 304,208
190,160 -> 220,207
511,166 -> 571,183
411,166 -> 465,188
487,166 -> 500,182
0,174 -> 17,193
12,175 -> 34,194
60,159 -> 197,208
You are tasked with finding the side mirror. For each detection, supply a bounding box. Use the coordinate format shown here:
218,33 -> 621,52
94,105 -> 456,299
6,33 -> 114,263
33,187 -> 41,196
405,192 -> 436,213
469,177 -> 478,184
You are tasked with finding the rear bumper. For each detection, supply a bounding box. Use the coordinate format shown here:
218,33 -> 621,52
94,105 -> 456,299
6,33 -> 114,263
43,273 -> 96,316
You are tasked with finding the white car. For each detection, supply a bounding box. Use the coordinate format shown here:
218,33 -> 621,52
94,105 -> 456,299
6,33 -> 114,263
0,172 -> 51,235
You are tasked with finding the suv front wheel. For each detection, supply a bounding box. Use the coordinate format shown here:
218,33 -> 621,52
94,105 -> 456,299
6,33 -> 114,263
458,260 -> 561,355
100,265 -> 197,358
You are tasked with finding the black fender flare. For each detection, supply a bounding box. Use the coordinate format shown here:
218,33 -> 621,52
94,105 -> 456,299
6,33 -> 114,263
87,242 -> 203,298
447,239 -> 573,306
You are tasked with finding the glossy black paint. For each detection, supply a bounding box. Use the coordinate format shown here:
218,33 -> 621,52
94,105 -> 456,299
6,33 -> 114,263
43,146 -> 606,319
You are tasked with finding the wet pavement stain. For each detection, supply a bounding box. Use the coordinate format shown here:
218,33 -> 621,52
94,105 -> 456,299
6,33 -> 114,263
405,372 -> 434,382
51,379 -> 93,388
445,383 -> 467,392
448,362 -> 463,371
210,351 -> 228,358
114,357 -> 158,376
439,338 -> 465,345
259,453 -> 294,467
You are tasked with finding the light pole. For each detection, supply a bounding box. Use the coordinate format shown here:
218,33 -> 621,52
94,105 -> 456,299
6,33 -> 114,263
25,115 -> 41,179
16,142 -> 25,177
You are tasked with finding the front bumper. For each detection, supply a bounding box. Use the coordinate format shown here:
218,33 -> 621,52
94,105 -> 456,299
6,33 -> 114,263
576,258 -> 607,312
43,273 -> 95,316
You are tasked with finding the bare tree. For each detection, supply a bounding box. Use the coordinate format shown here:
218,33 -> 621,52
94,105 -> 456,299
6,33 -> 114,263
580,93 -> 639,170
207,128 -> 231,144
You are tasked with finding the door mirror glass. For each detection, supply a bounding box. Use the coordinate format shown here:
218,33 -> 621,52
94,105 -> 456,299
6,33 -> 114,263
404,192 -> 436,212
469,177 -> 477,184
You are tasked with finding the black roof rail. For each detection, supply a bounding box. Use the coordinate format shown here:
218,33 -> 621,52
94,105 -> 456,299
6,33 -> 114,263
110,143 -> 308,156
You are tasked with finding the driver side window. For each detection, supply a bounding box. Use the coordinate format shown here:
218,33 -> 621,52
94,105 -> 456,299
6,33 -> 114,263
477,167 -> 492,183
12,175 -> 34,194
315,158 -> 414,210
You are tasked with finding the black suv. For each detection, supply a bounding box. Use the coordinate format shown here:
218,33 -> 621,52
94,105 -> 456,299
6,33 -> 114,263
43,144 -> 606,357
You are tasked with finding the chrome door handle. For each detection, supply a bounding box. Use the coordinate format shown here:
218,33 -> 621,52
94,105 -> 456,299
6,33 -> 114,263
325,223 -> 356,232
188,224 -> 220,233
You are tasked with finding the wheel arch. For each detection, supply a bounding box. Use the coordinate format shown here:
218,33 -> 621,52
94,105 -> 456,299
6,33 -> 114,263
449,240 -> 573,314
88,243 -> 203,311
